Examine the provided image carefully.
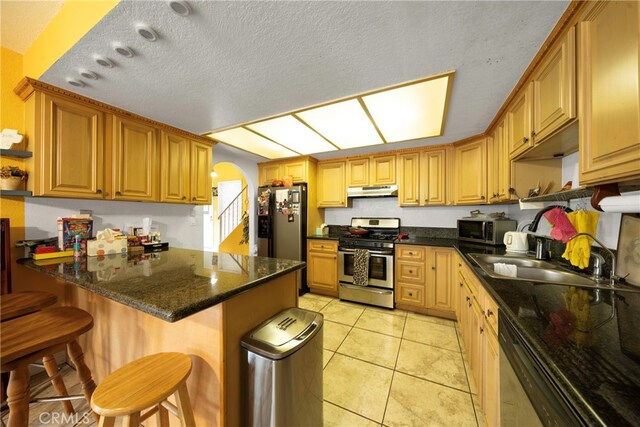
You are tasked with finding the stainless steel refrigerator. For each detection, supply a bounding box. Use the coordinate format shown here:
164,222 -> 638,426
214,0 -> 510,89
257,184 -> 308,294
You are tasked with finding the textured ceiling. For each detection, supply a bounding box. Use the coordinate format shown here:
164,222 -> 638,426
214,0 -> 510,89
1,0 -> 64,54
40,1 -> 569,160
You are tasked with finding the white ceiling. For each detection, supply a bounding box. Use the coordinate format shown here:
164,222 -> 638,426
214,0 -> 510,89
1,0 -> 64,54
39,1 -> 569,160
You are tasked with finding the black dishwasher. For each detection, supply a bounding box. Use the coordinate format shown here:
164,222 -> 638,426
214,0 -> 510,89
499,315 -> 588,427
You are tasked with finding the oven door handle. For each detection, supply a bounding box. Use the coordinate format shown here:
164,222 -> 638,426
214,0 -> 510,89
338,248 -> 394,255
340,283 -> 394,295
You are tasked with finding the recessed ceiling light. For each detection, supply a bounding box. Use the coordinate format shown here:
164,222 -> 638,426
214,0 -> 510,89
94,55 -> 114,68
113,43 -> 135,58
66,78 -> 85,88
168,1 -> 191,16
207,128 -> 298,160
247,115 -> 337,155
362,73 -> 453,142
297,99 -> 384,149
135,24 -> 158,42
79,69 -> 99,80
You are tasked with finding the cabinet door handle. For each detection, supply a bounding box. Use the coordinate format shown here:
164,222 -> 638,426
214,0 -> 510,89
96,189 -> 102,194
480,327 -> 484,334
460,282 -> 463,288
192,197 -> 196,201
182,196 -> 187,200
115,191 -> 122,196
408,270 -> 413,273
431,266 -> 436,270
522,136 -> 529,144
466,296 -> 470,302
487,309 -> 494,317
531,130 -> 536,139
409,292 -> 413,296
480,195 -> 485,200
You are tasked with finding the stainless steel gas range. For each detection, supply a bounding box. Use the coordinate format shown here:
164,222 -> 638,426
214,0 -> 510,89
338,218 -> 400,309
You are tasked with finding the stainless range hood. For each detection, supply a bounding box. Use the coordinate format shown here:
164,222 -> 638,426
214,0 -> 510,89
347,185 -> 398,198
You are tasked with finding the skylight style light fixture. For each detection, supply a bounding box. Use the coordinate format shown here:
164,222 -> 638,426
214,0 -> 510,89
247,115 -> 337,155
206,128 -> 298,160
297,99 -> 384,149
204,71 -> 454,159
362,73 -> 452,142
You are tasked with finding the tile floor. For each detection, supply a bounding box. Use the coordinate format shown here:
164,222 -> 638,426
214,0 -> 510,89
299,292 -> 485,427
3,294 -> 484,427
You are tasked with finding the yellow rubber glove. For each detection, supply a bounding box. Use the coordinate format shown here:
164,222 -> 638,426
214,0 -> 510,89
562,211 -> 600,269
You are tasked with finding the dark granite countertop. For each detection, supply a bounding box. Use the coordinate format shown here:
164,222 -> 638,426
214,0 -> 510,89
307,235 -> 340,241
18,249 -> 305,323
416,239 -> 640,426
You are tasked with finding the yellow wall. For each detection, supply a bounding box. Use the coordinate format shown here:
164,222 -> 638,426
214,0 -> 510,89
22,0 -> 119,79
1,1 -> 118,292
213,162 -> 249,255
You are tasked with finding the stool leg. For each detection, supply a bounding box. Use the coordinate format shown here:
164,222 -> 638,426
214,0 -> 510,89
66,339 -> 98,421
42,354 -> 74,415
157,404 -> 170,427
97,416 -> 116,427
6,366 -> 30,427
174,383 -> 196,427
124,412 -> 141,427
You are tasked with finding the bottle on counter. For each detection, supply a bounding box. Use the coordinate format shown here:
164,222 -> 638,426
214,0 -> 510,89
73,235 -> 82,258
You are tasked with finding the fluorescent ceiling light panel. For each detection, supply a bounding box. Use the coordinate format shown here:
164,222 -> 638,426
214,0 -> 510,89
297,99 -> 384,149
247,115 -> 337,155
207,128 -> 297,159
362,75 -> 451,142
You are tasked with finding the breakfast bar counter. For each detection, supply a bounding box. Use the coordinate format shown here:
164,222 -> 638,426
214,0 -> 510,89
18,249 -> 305,426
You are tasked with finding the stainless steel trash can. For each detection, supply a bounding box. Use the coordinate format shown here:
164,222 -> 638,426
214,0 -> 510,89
241,307 -> 323,427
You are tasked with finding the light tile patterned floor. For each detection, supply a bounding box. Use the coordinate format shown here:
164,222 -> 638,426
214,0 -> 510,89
301,292 -> 484,427
6,294 -> 483,427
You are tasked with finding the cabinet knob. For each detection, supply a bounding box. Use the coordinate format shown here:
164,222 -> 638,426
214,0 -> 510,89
115,191 -> 122,196
480,195 -> 485,200
487,309 -> 494,317
182,196 -> 187,200
409,292 -> 413,296
480,327 -> 484,334
466,296 -> 470,302
192,197 -> 196,201
531,130 -> 536,138
468,301 -> 472,307
96,189 -> 102,194
459,282 -> 463,287
523,137 -> 529,144
431,266 -> 436,270
408,270 -> 413,273
458,263 -> 462,267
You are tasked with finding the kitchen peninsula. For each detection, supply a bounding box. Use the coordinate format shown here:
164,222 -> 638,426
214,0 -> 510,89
18,249 -> 305,426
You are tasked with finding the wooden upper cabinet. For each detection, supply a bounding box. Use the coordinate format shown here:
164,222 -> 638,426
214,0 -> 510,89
506,84 -> 533,159
420,149 -> 447,205
488,119 -> 510,203
258,158 -> 313,186
370,154 -> 396,185
37,94 -> 104,198
347,158 -> 369,187
454,137 -> 487,205
259,163 -> 282,186
160,132 -> 190,203
398,153 -> 420,206
109,115 -> 158,202
282,160 -> 306,183
579,0 -> 640,185
317,161 -> 347,207
190,140 -> 213,205
532,26 -> 576,143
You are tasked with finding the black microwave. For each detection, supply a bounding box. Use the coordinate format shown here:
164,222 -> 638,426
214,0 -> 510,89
457,218 -> 517,245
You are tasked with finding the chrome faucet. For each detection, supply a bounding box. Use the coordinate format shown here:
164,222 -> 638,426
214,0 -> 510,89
566,232 -> 617,286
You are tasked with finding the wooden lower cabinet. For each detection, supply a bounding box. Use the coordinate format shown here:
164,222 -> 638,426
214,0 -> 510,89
395,245 -> 455,318
457,256 -> 501,426
307,239 -> 338,297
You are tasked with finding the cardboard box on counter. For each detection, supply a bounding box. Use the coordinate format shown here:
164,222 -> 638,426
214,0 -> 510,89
87,237 -> 128,257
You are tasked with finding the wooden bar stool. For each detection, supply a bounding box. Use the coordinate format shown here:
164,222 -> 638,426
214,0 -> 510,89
1,306 -> 96,427
0,292 -> 74,415
90,352 -> 196,427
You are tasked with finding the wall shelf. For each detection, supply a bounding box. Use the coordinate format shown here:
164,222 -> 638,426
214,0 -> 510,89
521,188 -> 593,203
0,149 -> 32,158
0,190 -> 32,197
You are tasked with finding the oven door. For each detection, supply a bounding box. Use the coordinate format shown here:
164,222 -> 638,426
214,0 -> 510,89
338,249 -> 393,289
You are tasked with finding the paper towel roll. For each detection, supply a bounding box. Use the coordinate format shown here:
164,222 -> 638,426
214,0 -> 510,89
599,194 -> 640,213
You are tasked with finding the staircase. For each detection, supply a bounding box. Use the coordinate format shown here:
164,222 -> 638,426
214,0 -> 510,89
219,185 -> 248,244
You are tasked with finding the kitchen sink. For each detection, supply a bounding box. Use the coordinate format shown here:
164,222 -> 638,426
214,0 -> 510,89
468,253 -> 600,287
467,254 -> 559,269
